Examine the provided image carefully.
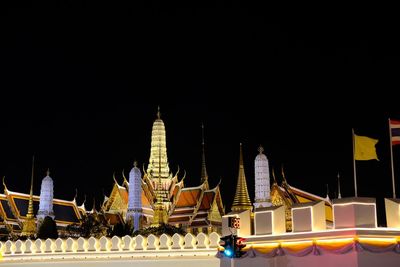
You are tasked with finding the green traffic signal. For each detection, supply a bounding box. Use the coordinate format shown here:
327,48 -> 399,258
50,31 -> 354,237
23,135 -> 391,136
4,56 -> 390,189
220,235 -> 246,258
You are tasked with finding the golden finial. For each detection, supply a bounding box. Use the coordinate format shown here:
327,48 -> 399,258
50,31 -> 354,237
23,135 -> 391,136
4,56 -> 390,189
2,176 -> 7,191
134,160 -> 138,167
157,105 -> 161,119
258,145 -> 264,154
272,168 -> 277,184
281,165 -> 287,183
122,169 -> 127,182
201,123 -> 205,145
239,143 -> 244,167
113,172 -> 118,185
93,197 -> 96,210
46,168 -> 50,176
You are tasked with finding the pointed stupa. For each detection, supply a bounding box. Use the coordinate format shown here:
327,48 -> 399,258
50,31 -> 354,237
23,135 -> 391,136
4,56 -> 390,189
337,173 -> 342,199
254,145 -> 271,209
37,168 -> 55,221
231,143 -> 252,212
200,123 -> 209,189
127,161 -> 143,231
21,156 -> 37,238
146,106 -> 170,179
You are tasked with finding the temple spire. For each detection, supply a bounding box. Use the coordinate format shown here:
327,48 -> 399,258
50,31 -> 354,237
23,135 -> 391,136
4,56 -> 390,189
231,143 -> 252,212
147,106 -> 170,179
152,133 -> 168,226
200,123 -> 209,188
21,156 -> 37,238
337,173 -> 342,199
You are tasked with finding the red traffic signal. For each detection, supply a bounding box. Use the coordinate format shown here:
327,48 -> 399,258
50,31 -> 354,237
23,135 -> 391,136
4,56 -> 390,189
233,236 -> 246,258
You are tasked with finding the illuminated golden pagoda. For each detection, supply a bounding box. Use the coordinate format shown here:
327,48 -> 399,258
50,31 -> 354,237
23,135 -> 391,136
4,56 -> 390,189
21,157 -> 37,238
147,106 -> 170,181
151,126 -> 168,226
231,143 -> 253,212
103,107 -> 225,233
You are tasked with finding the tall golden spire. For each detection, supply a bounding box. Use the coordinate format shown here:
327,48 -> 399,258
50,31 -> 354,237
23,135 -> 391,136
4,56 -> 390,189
147,106 -> 170,179
231,143 -> 252,212
200,123 -> 209,188
21,156 -> 37,238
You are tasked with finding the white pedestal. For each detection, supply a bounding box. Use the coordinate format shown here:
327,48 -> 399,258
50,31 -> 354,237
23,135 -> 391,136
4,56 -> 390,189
254,205 -> 285,235
333,197 -> 377,229
291,201 -> 326,232
385,198 -> 400,228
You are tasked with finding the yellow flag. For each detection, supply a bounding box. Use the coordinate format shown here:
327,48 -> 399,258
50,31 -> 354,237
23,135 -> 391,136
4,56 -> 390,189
354,134 -> 379,160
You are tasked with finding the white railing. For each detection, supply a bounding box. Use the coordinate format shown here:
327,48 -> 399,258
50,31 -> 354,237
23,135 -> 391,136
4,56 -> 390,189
0,232 -> 220,262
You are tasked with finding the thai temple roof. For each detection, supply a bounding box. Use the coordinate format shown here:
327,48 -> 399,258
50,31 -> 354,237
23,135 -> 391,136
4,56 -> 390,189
0,188 -> 83,234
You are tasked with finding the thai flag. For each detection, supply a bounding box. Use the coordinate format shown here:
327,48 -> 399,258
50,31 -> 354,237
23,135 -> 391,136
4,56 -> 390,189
390,119 -> 400,145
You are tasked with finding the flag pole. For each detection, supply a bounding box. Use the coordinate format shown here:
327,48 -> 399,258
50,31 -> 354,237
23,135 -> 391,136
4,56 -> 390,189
352,128 -> 358,197
389,118 -> 396,199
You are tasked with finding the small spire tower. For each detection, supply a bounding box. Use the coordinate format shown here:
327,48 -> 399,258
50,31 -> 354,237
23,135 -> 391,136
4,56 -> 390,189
231,143 -> 252,212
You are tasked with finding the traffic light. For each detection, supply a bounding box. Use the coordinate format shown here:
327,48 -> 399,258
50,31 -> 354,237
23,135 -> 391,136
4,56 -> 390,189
220,235 -> 246,258
233,235 -> 246,258
219,235 -> 234,258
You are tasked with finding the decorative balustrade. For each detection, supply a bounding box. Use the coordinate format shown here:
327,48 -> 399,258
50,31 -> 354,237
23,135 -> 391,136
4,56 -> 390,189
0,232 -> 220,262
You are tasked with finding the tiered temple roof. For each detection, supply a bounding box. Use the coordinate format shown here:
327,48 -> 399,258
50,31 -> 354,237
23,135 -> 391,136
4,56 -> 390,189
0,181 -> 83,237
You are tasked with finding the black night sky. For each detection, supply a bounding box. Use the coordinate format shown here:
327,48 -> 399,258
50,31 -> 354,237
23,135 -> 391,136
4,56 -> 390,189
1,5 -> 399,225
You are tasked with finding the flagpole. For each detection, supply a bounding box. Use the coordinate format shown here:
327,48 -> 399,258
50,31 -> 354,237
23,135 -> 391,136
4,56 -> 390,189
389,118 -> 396,198
352,128 -> 358,197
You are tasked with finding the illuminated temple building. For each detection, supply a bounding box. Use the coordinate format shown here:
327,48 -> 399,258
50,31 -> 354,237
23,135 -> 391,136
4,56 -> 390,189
102,108 -> 225,233
0,107 -> 334,238
229,144 -> 333,231
0,175 -> 84,237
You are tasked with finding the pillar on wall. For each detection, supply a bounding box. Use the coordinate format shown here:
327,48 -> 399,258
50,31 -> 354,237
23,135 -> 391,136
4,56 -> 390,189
333,197 -> 377,229
291,201 -> 326,232
385,198 -> 400,228
254,205 -> 285,235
